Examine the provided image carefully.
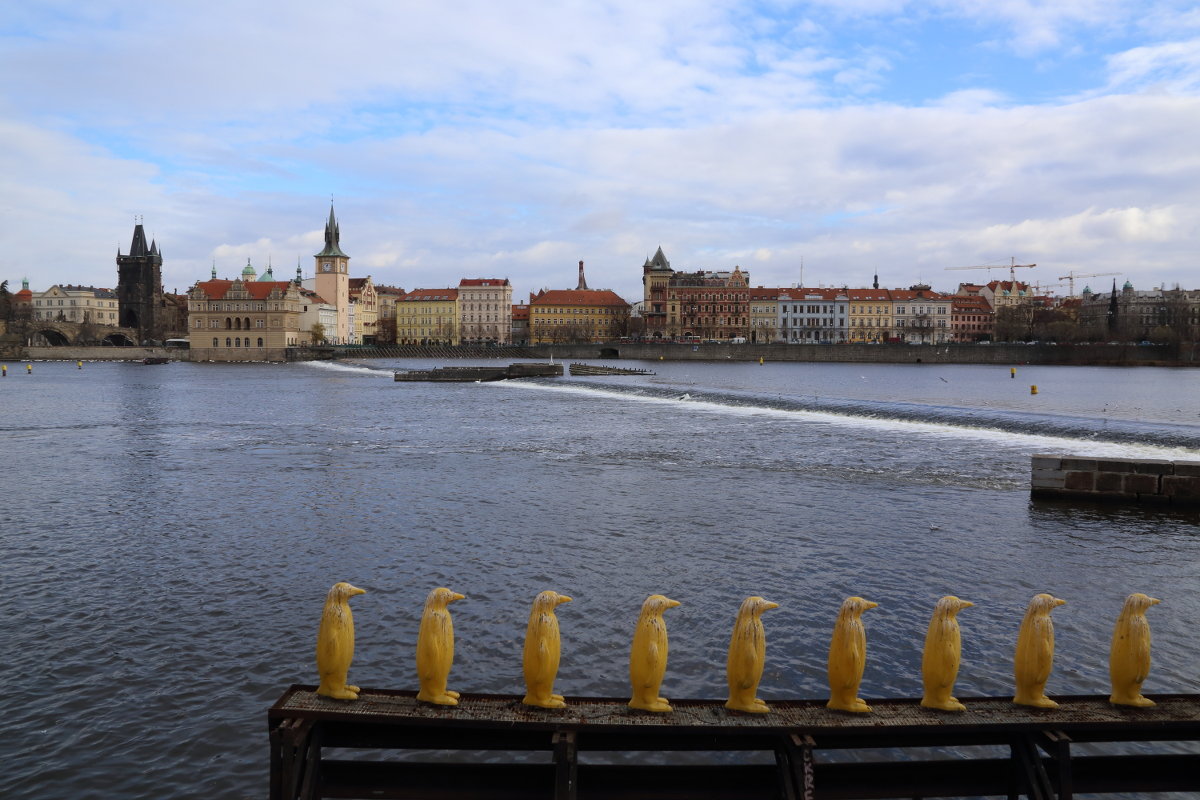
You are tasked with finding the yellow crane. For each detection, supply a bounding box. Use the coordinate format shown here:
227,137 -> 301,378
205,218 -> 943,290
945,258 -> 1036,284
1057,270 -> 1121,297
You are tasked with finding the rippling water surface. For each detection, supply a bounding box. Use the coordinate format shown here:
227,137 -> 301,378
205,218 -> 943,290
1,359 -> 1198,798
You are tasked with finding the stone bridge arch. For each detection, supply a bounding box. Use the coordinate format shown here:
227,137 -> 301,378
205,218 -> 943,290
28,325 -> 72,346
26,322 -> 140,347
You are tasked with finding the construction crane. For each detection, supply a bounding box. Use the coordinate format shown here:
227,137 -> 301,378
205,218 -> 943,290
945,258 -> 1036,284
1030,281 -> 1067,296
1057,270 -> 1121,297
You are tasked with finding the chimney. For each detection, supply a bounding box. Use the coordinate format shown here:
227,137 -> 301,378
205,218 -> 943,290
576,260 -> 588,291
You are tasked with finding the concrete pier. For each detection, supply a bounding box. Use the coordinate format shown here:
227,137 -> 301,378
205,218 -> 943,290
1031,454 -> 1200,507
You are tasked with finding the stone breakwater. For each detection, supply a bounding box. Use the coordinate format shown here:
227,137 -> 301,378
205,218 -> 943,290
1031,454 -> 1200,506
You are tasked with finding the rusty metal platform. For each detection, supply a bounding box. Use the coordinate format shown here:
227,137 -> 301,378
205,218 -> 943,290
269,686 -> 1200,800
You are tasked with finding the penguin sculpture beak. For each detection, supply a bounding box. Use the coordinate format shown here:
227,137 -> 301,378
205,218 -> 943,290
349,587 -> 366,597
865,601 -> 879,609
556,595 -> 573,605
1149,597 -> 1161,605
665,599 -> 681,608
763,601 -> 780,610
451,592 -> 466,602
960,600 -> 974,608
1052,598 -> 1067,607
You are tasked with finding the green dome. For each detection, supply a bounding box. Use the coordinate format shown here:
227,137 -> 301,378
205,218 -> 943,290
242,259 -> 257,281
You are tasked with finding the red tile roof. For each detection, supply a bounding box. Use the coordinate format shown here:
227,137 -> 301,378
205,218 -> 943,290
530,289 -> 628,307
778,287 -> 846,300
459,278 -> 510,287
511,304 -> 529,320
193,280 -> 295,300
847,288 -> 892,301
402,288 -> 458,302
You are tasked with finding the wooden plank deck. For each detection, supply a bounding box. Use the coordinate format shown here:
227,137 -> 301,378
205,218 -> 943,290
269,686 -> 1200,800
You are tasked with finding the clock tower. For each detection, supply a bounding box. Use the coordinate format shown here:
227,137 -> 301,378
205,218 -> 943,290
314,204 -> 351,343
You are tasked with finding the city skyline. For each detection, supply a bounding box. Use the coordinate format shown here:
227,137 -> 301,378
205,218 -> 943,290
3,1 -> 1198,301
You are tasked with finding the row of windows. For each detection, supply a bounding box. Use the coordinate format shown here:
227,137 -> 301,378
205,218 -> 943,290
213,337 -> 265,347
33,311 -> 118,320
34,299 -> 118,307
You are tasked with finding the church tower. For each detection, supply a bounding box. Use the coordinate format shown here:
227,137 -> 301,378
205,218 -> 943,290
314,204 -> 351,343
117,221 -> 165,343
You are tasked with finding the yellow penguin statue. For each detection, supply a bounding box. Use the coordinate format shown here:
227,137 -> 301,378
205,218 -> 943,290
725,596 -> 780,714
416,586 -> 466,706
628,594 -> 681,712
920,596 -> 974,712
522,590 -> 573,708
1109,592 -> 1161,707
826,596 -> 878,713
315,582 -> 366,700
1013,593 -> 1067,708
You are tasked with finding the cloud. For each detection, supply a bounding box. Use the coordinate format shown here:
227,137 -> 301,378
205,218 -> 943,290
1103,37 -> 1200,93
3,1 -> 1200,302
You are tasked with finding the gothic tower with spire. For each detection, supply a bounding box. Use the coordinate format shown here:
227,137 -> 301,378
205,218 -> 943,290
314,204 -> 351,343
117,221 -> 165,343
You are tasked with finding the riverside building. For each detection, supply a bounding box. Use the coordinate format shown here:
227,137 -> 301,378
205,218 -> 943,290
398,288 -> 460,345
186,267 -> 304,360
458,278 -> 513,345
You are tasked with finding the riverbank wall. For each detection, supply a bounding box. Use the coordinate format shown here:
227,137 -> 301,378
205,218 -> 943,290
535,341 -> 1197,365
18,346 -> 174,362
7,341 -> 1197,365
1031,454 -> 1200,507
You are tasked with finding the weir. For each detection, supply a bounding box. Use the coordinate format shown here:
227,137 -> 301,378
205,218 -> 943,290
269,686 -> 1200,799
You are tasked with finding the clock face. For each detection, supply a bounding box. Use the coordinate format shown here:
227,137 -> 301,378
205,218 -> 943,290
323,263 -> 332,272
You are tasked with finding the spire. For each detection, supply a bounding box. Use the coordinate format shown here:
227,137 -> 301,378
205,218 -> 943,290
211,261 -> 217,280
314,203 -> 349,258
873,272 -> 879,290
648,246 -> 671,271
296,259 -> 303,284
150,238 -> 159,256
129,223 -> 150,257
576,260 -> 589,291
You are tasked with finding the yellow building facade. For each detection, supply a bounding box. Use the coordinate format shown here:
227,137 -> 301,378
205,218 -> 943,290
349,277 -> 378,344
847,288 -> 893,342
398,289 -> 460,344
748,287 -> 780,343
528,288 -> 629,343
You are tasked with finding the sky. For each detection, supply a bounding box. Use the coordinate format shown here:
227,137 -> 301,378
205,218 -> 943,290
2,0 -> 1198,303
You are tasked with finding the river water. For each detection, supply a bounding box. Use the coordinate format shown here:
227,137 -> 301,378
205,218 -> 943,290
1,359 -> 1198,798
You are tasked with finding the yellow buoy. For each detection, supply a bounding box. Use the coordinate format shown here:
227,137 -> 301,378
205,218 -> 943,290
1030,385 -> 1038,395
1010,367 -> 1016,379
27,363 -> 33,374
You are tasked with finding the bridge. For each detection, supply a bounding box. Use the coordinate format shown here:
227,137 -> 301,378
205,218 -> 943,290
23,321 -> 139,347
